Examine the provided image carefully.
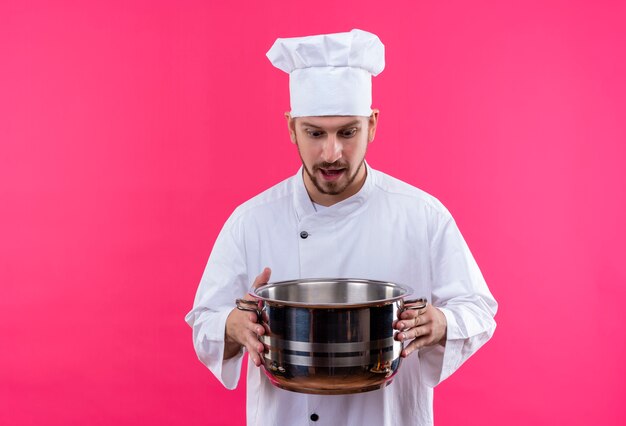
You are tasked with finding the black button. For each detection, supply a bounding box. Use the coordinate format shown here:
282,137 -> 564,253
300,231 -> 309,239
310,413 -> 319,422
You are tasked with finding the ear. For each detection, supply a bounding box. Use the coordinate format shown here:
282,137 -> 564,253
368,109 -> 379,143
285,112 -> 297,144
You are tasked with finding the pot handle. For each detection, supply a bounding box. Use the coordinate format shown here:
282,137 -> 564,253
401,298 -> 428,311
236,298 -> 263,323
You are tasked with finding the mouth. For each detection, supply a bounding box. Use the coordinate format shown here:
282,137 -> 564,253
318,167 -> 346,181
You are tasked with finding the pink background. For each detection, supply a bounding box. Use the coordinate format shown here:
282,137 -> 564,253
1,1 -> 625,424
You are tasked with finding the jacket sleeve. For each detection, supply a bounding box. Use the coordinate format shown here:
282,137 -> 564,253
419,214 -> 498,387
184,215 -> 250,389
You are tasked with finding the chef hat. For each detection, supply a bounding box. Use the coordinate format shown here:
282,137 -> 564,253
266,29 -> 385,117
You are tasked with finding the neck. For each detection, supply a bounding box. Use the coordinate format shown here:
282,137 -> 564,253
304,162 -> 367,207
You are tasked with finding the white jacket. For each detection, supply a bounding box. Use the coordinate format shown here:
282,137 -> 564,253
186,165 -> 497,426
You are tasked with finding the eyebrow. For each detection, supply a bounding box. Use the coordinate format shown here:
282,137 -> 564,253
299,120 -> 362,129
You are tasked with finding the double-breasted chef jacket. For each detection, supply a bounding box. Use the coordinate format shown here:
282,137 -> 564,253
186,164 -> 497,426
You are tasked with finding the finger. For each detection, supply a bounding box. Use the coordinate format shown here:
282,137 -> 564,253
401,336 -> 429,357
395,312 -> 415,330
245,334 -> 265,367
226,308 -> 258,345
395,314 -> 429,331
396,324 -> 427,342
394,319 -> 411,331
247,345 -> 263,367
237,309 -> 263,335
413,314 -> 422,328
242,267 -> 272,302
252,267 -> 272,289
399,306 -> 427,320
246,332 -> 265,352
246,318 -> 265,336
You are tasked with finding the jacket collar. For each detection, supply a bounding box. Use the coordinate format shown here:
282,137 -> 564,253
293,162 -> 374,221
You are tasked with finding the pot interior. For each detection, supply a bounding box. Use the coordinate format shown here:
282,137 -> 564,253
254,278 -> 409,307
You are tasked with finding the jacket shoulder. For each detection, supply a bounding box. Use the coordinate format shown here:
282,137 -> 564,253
371,169 -> 452,219
229,174 -> 295,221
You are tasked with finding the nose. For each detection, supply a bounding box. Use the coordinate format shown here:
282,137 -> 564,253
321,134 -> 342,164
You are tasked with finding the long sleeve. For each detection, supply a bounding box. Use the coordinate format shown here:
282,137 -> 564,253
419,215 -> 498,387
184,215 -> 250,389
184,168 -> 498,425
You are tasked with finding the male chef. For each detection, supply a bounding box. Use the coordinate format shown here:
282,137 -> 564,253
185,29 -> 497,425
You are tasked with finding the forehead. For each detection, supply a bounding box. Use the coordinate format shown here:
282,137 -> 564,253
296,115 -> 367,129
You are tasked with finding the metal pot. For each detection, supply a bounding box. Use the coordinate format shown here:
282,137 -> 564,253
236,278 -> 426,395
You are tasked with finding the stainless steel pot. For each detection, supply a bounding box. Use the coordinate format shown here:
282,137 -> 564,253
236,278 -> 426,395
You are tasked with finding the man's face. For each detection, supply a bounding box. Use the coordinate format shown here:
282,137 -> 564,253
287,112 -> 378,206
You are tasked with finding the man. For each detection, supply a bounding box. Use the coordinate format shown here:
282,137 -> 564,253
185,29 -> 497,425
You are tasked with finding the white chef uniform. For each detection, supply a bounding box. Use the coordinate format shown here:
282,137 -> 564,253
185,164 -> 497,426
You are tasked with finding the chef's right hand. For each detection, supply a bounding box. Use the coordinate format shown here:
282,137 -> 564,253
224,267 -> 271,367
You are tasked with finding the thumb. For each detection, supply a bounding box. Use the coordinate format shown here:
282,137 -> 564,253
252,267 -> 272,290
243,268 -> 271,302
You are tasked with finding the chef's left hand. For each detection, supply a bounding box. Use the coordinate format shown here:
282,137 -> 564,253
394,304 -> 447,358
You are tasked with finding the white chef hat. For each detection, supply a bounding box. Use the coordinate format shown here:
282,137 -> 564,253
266,29 -> 385,117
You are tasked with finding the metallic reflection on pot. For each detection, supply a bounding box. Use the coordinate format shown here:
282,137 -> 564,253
237,279 -> 426,395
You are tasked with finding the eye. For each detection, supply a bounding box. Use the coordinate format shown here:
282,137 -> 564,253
339,128 -> 358,138
306,129 -> 325,138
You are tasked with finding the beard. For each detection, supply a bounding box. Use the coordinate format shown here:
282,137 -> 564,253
301,158 -> 366,196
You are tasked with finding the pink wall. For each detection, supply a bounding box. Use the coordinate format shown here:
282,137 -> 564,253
1,1 -> 625,424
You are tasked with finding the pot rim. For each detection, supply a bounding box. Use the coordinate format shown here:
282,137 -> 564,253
250,278 -> 413,308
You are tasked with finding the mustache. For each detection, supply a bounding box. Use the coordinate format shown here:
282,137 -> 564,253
315,161 -> 349,169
